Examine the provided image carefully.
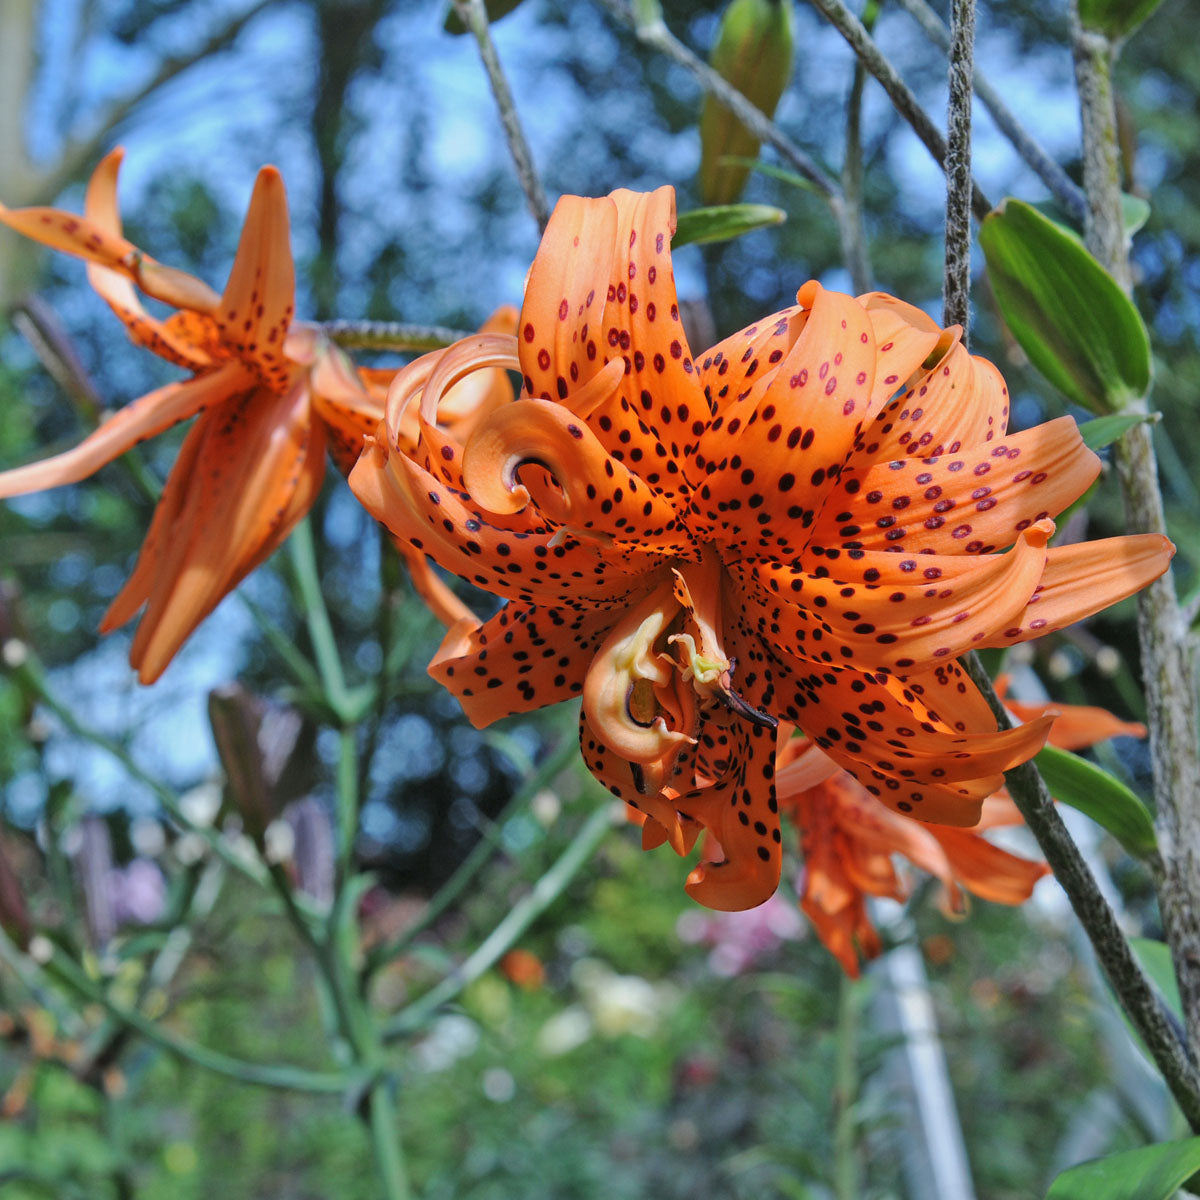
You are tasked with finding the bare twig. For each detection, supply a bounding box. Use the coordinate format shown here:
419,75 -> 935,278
1070,0 -> 1200,1061
322,320 -> 472,352
806,0 -> 992,220
895,0 -> 1086,223
961,652 -> 1200,1129
594,0 -> 841,202
839,16 -> 874,295
452,0 -> 550,233
942,0 -> 975,333
37,0 -> 275,204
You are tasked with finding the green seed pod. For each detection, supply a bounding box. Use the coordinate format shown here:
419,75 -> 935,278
698,0 -> 795,207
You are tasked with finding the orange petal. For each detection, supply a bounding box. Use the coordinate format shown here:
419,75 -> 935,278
0,361 -> 251,499
729,520 -> 1055,673
114,377 -> 324,682
349,434 -> 660,610
928,826 -> 1049,905
519,195 -> 618,404
809,416 -> 1100,556
393,541 -> 474,629
694,305 -> 808,425
857,292 -> 943,407
977,533 -> 1174,648
683,719 -> 782,911
849,343 -> 1010,470
461,397 -> 695,556
688,282 -> 878,554
216,167 -> 296,389
431,601 -> 622,728
582,187 -> 701,503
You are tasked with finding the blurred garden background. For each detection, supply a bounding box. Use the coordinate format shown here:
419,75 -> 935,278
0,0 -> 1197,1195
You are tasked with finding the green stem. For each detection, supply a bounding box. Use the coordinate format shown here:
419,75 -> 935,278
368,1074 -> 413,1200
383,804 -> 613,1041
288,516 -> 351,717
42,947 -> 361,1095
365,735 -> 580,974
10,654 -> 279,895
833,976 -> 861,1200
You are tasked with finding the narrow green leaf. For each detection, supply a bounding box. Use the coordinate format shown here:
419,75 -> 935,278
1034,744 -> 1157,858
720,156 -> 827,197
1077,412 -> 1155,451
980,198 -> 1152,414
1121,193 -> 1151,236
1078,0 -> 1165,40
672,204 -> 786,248
1047,1138 -> 1200,1200
1129,938 -> 1183,1021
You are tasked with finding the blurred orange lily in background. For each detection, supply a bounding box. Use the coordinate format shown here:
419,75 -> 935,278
350,184 -> 1172,911
0,149 -> 386,683
778,683 -> 1147,976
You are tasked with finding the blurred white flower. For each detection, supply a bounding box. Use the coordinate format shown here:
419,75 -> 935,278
413,1014 -> 480,1073
179,784 -> 222,829
536,1005 -> 593,1056
481,1066 -> 516,1102
262,818 -> 295,865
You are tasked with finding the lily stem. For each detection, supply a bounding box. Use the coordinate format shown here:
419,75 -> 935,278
452,0 -> 550,233
365,732 -> 581,975
38,940 -> 360,1095
894,0 -> 1085,222
288,516 -> 351,720
806,0 -> 992,221
963,651 -> 1200,1130
942,0 -> 975,335
833,974 -> 861,1200
383,804 -> 613,1041
1069,0 -> 1200,1063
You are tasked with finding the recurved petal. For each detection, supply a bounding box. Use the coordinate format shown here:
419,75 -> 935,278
809,416 -> 1100,556
430,601 -> 622,728
217,166 -> 296,391
976,533 -> 1174,648
461,397 -> 696,556
757,653 -> 1042,824
0,360 -> 252,499
350,434 -> 662,609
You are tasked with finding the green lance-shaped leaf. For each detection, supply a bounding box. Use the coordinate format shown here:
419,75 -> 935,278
1077,0 -> 1166,40
980,198 -> 1151,415
1078,411 -> 1156,451
1033,744 -> 1157,858
443,0 -> 526,35
1129,937 -> 1183,1021
698,0 -> 795,206
672,204 -> 786,248
1046,1138 -> 1200,1200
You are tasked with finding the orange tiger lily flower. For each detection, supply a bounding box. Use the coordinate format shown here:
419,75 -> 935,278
349,185 -> 1172,912
0,148 -> 387,682
780,685 -> 1148,977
